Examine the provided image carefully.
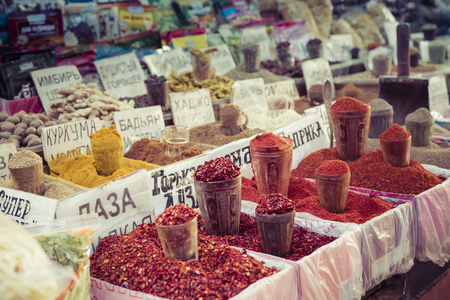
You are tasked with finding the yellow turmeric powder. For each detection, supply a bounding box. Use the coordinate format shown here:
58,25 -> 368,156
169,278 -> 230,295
50,154 -> 135,188
90,125 -> 123,176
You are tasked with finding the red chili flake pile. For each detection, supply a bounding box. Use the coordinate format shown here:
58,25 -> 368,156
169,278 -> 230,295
349,150 -> 443,195
155,203 -> 199,226
379,124 -> 411,141
315,160 -> 350,175
291,148 -> 339,179
243,176 -> 394,224
90,222 -> 278,300
250,132 -> 292,147
331,96 -> 369,112
291,148 -> 443,195
255,193 -> 295,215
194,157 -> 240,182
197,214 -> 336,261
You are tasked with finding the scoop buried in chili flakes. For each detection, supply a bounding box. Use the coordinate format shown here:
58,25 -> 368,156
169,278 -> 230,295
256,193 -> 295,215
194,157 -> 240,182
155,203 -> 199,226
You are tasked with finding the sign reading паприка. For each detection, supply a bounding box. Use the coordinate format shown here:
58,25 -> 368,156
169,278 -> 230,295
114,106 -> 165,150
144,48 -> 193,78
201,44 -> 236,76
30,65 -> 83,115
41,118 -> 102,166
0,187 -> 57,225
301,58 -> 334,98
94,52 -> 147,98
428,75 -> 450,117
169,88 -> 216,128
264,79 -> 301,100
56,169 -> 155,250
149,155 -> 209,217
0,141 -> 17,181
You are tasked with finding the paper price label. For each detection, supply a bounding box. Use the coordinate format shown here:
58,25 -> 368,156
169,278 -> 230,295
241,26 -> 272,61
169,89 -> 216,128
0,187 -> 57,225
114,106 -> 165,150
31,65 -> 83,115
144,49 -> 192,78
94,52 -> 147,98
301,58 -> 334,97
202,44 -> 236,76
264,79 -> 300,100
56,170 -> 155,249
428,75 -> 450,116
41,118 -> 102,166
0,142 -> 17,181
329,34 -> 354,62
231,78 -> 267,108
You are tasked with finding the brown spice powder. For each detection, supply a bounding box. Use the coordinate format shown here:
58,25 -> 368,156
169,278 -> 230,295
8,150 -> 42,169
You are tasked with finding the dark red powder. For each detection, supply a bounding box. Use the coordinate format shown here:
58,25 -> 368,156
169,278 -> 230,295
349,150 -> 443,195
250,132 -> 291,147
379,124 -> 411,141
243,176 -> 394,224
291,148 -> 339,179
315,160 -> 350,175
197,214 -> 337,261
331,97 -> 369,112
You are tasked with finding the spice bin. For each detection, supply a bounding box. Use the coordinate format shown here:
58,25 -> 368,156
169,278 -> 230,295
379,124 -> 411,167
306,39 -> 323,59
250,133 -> 294,196
241,44 -> 260,73
194,157 -> 242,235
155,204 -> 199,261
189,48 -> 217,82
331,97 -> 371,162
90,125 -> 123,176
276,42 -> 294,68
372,54 -> 392,77
145,75 -> 170,110
8,150 -> 45,195
160,125 -> 190,156
255,194 -> 296,257
405,108 -> 434,147
368,98 -> 393,139
219,104 -> 249,136
315,160 -> 351,213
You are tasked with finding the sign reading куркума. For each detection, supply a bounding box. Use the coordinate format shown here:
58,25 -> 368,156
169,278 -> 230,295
30,65 -> 83,115
169,88 -> 216,128
94,52 -> 147,98
114,106 -> 165,150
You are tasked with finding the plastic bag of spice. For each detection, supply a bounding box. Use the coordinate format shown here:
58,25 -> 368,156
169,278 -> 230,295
27,214 -> 100,300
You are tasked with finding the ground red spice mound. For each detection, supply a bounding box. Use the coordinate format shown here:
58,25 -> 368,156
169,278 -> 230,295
349,150 -> 443,195
250,132 -> 290,147
198,214 -> 337,261
331,97 -> 369,112
316,160 -> 350,175
380,124 -> 411,141
243,176 -> 393,224
291,148 -> 339,178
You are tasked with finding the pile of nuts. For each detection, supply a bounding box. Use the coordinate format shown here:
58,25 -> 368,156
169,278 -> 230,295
49,82 -> 135,122
0,111 -> 57,148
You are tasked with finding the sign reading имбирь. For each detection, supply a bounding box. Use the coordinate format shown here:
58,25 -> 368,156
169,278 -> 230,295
94,52 -> 147,98
30,65 -> 83,115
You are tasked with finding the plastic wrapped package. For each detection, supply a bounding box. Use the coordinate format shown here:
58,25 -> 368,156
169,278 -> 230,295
27,215 -> 100,300
90,249 -> 297,300
366,3 -> 396,35
0,96 -> 44,115
305,0 -> 332,39
240,201 -> 364,300
413,178 -> 450,267
278,2 -> 322,39
346,13 -> 386,48
331,19 -> 364,50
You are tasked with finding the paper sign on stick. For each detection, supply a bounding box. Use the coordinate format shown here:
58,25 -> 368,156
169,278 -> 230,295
428,75 -> 450,116
114,106 -> 165,150
94,52 -> 147,98
30,65 -> 83,115
231,78 -> 267,109
144,49 -> 192,78
202,44 -> 236,76
301,58 -> 334,98
0,142 -> 17,181
264,79 -> 300,100
169,89 -> 216,127
41,118 -> 102,166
